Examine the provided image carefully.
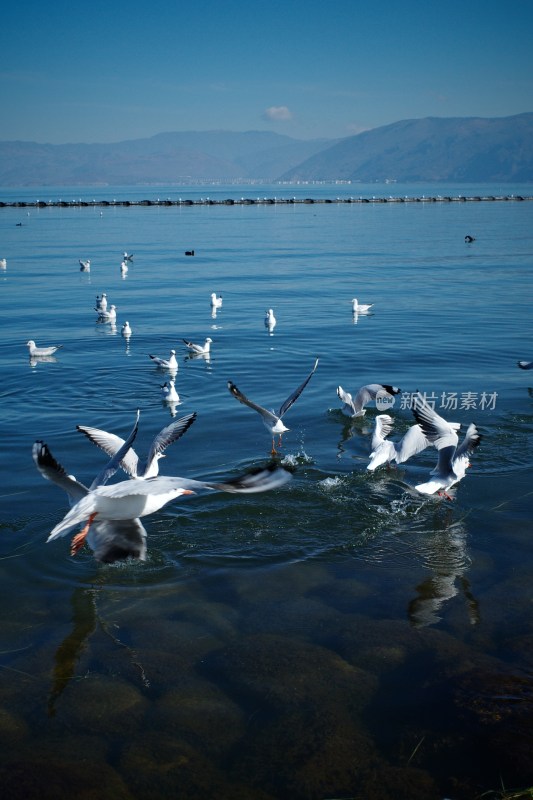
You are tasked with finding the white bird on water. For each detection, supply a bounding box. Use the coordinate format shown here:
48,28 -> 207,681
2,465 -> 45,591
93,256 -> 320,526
411,392 -> 482,498
161,380 -> 180,404
518,360 -> 533,370
265,309 -> 276,331
121,321 -> 132,337
96,293 -> 108,312
228,358 -> 319,454
210,293 -> 223,309
337,383 -> 401,418
149,349 -> 178,371
77,411 -> 197,480
96,304 -> 117,322
182,337 -> 212,355
120,260 -> 128,275
0,258 -> 6,269
26,339 -> 63,357
351,298 -> 373,314
79,259 -> 91,272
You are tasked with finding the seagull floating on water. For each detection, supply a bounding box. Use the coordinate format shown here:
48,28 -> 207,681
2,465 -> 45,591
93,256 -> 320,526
228,358 -> 319,454
210,293 -> 223,309
77,411 -> 197,480
96,304 -> 117,322
26,339 -> 63,357
79,259 -> 91,272
351,298 -> 373,314
149,349 -> 178,371
411,392 -> 482,498
265,309 -> 276,331
182,337 -> 212,355
0,258 -> 6,269
95,293 -> 108,312
517,360 -> 533,370
123,252 -> 133,262
120,260 -> 128,274
161,380 -> 180,403
337,383 -> 401,418
465,235 -> 476,243
121,321 -> 132,337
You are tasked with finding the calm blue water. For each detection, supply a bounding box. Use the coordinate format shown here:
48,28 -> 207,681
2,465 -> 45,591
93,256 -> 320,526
1,183 -> 532,799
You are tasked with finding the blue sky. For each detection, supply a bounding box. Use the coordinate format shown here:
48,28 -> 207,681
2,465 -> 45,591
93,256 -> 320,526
2,0 -> 532,144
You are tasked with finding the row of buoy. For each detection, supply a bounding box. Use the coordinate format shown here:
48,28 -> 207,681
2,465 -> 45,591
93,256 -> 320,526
1,194 -> 531,209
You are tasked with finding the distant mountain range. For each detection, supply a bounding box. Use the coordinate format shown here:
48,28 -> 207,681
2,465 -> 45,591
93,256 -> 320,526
0,113 -> 532,186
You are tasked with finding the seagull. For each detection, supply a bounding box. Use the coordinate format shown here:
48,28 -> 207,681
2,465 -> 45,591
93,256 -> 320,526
465,235 -> 476,243
96,293 -> 108,312
26,339 -> 63,357
79,259 -> 91,272
123,252 -> 134,262
40,425 -> 291,557
411,392 -> 482,498
265,309 -> 276,331
351,298 -> 373,314
0,258 -> 6,269
161,380 -> 180,403
518,360 -> 533,370
120,260 -> 128,274
366,414 -> 459,471
45,465 -> 292,551
96,304 -> 117,322
337,384 -> 401,418
228,357 -> 319,454
182,337 -> 212,355
149,349 -> 178,371
210,293 -> 223,309
77,411 -> 197,480
121,321 -> 132,337
33,440 -> 148,563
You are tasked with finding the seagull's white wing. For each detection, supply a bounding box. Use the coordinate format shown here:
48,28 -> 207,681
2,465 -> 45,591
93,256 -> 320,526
336,385 -> 356,415
394,423 -> 431,464
454,423 -> 482,461
412,393 -> 459,451
278,358 -> 319,419
89,410 -> 140,489
77,423 -> 140,478
370,414 -> 394,450
144,412 -> 197,475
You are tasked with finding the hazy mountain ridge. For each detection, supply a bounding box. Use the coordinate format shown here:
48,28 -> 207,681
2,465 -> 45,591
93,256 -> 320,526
280,113 -> 533,182
0,131 -> 332,186
0,114 -> 531,186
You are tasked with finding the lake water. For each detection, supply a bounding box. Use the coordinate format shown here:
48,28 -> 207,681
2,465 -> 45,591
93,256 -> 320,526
1,182 -> 532,799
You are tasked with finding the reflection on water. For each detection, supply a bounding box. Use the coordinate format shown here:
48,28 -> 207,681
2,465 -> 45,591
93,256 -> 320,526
407,520 -> 481,628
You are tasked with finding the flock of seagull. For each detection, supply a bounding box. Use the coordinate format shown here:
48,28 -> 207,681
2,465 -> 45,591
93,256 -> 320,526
27,258 -> 532,565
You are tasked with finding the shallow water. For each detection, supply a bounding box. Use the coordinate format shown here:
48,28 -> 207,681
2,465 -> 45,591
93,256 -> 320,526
1,183 -> 532,799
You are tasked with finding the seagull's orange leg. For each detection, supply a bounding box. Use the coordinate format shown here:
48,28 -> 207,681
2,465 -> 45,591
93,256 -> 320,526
70,512 -> 97,556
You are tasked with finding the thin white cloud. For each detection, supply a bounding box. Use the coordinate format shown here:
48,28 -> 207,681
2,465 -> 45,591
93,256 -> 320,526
262,105 -> 292,122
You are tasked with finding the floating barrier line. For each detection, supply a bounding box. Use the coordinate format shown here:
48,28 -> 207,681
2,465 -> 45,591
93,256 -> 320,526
1,195 -> 531,209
